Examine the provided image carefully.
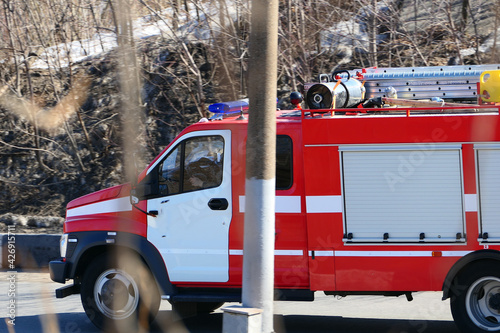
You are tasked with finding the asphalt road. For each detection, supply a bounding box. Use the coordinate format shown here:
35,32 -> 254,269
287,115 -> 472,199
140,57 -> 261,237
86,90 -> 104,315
0,270 -> 461,333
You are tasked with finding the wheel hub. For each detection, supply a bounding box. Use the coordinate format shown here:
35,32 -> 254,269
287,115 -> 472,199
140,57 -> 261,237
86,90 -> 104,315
94,268 -> 139,319
489,292 -> 500,312
101,278 -> 128,310
466,277 -> 500,330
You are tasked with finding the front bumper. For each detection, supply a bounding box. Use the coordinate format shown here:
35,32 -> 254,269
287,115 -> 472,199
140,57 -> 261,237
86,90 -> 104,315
50,259 -> 81,298
49,259 -> 70,283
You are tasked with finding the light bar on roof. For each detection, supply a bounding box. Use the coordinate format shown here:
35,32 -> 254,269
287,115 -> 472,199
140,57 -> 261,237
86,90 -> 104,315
208,99 -> 249,114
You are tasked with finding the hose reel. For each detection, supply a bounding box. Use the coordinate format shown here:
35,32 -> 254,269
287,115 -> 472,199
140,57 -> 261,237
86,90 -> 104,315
305,70 -> 365,109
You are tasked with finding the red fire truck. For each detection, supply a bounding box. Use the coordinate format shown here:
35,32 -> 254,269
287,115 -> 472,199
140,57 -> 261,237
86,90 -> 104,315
50,65 -> 500,333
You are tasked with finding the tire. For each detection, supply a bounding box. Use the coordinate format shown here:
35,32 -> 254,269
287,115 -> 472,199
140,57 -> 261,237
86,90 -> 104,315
450,262 -> 500,333
80,252 -> 160,333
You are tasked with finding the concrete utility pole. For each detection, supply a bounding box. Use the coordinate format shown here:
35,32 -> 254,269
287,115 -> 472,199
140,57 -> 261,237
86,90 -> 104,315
242,0 -> 279,330
114,0 -> 144,183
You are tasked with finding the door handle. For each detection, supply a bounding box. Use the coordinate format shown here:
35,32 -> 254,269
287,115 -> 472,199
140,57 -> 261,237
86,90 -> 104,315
208,198 -> 229,210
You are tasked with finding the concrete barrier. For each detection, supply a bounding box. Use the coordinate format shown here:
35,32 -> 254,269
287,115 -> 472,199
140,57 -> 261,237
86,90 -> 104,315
0,234 -> 61,269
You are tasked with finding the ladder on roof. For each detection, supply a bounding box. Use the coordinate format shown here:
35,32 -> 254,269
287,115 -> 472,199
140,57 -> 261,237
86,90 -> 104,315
345,65 -> 500,101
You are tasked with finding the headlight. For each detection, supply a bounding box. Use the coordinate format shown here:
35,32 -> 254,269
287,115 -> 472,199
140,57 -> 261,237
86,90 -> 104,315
60,234 -> 69,258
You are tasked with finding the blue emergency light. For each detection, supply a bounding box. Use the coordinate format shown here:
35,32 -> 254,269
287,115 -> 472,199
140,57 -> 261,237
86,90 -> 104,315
208,99 -> 249,114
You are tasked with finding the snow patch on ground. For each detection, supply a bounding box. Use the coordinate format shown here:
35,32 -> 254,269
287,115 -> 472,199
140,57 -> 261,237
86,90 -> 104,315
30,0 -> 498,70
460,27 -> 500,57
31,1 -> 243,69
0,213 -> 63,227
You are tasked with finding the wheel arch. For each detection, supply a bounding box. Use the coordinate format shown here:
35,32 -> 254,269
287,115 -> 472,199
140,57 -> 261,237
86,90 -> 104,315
442,249 -> 500,300
69,231 -> 176,296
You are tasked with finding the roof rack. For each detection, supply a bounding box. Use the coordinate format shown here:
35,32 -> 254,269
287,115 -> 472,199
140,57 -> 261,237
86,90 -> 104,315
347,65 -> 500,101
298,104 -> 500,119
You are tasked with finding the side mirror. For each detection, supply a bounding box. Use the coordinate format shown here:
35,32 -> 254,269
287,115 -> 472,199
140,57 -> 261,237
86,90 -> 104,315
131,171 -> 159,202
129,172 -> 159,216
130,189 -> 140,205
130,186 -> 157,217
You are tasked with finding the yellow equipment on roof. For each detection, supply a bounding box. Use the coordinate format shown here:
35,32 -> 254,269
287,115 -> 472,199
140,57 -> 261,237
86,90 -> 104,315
480,70 -> 500,103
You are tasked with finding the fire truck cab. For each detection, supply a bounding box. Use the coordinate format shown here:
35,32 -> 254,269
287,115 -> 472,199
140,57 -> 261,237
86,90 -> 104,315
50,65 -> 500,333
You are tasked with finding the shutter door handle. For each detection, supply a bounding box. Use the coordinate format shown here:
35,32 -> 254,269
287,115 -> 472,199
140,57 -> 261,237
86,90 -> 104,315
208,198 -> 229,210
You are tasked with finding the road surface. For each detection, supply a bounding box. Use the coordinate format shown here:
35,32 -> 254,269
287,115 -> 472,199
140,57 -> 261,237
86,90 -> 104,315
0,270 -> 460,333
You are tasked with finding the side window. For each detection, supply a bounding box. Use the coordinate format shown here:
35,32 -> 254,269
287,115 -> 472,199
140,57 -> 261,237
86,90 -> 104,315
158,135 -> 224,196
183,136 -> 224,192
276,135 -> 293,190
159,145 -> 181,196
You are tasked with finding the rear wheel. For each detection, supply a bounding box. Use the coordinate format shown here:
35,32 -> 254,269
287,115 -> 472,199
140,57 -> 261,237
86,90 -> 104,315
451,262 -> 500,332
80,253 -> 160,333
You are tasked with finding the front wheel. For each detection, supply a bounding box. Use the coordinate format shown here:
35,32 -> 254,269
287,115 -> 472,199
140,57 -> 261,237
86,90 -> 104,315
451,262 -> 500,332
80,253 -> 160,333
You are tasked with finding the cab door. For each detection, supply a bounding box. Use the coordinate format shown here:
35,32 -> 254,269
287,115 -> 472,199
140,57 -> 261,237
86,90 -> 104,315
146,130 -> 232,283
